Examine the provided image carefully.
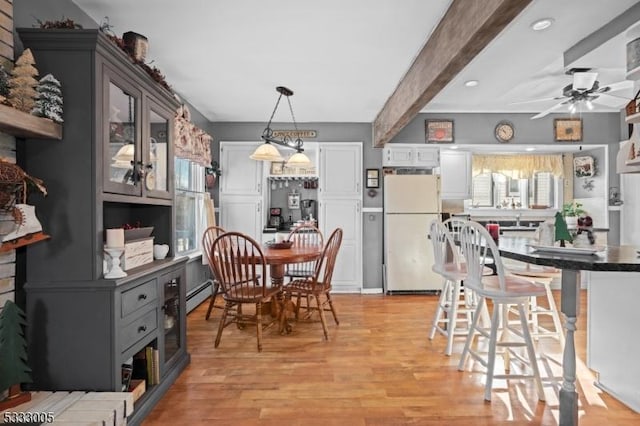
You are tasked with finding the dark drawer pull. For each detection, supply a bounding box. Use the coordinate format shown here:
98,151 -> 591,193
138,325 -> 147,333
138,294 -> 147,300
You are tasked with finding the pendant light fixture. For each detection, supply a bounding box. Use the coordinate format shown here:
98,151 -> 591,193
250,86 -> 312,167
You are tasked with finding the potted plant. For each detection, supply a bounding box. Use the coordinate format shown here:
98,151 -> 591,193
561,201 -> 585,229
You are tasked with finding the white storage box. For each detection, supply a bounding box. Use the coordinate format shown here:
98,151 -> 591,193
123,237 -> 154,270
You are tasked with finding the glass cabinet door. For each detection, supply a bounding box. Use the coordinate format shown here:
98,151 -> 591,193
161,271 -> 182,368
143,101 -> 173,199
104,72 -> 142,196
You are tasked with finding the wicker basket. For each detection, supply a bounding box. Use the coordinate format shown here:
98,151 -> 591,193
626,89 -> 640,117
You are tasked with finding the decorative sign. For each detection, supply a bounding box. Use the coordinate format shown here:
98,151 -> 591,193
554,118 -> 582,142
272,130 -> 317,138
426,119 -> 454,143
574,155 -> 595,177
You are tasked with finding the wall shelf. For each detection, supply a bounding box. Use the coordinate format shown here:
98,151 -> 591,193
0,103 -> 62,139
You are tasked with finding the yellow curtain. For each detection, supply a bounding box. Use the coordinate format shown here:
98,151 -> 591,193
472,154 -> 564,178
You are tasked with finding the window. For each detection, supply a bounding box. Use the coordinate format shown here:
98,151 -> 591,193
471,171 -> 557,208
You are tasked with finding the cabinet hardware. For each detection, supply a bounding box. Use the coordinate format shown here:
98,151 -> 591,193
137,325 -> 147,333
138,293 -> 147,300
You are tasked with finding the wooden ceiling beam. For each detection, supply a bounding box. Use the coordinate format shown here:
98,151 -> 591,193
372,0 -> 532,147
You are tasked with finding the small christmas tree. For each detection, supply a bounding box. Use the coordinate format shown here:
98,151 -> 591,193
0,63 -> 10,102
31,74 -> 64,123
8,49 -> 39,112
0,300 -> 32,409
554,211 -> 573,247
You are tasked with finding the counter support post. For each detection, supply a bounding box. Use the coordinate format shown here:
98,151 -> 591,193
559,269 -> 580,426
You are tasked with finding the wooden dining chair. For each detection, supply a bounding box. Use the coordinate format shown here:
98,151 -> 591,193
202,225 -> 226,320
204,231 -> 281,352
285,224 -> 324,280
457,221 -> 546,402
284,228 -> 342,340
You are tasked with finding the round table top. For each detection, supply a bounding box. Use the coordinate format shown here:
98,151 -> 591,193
261,244 -> 323,265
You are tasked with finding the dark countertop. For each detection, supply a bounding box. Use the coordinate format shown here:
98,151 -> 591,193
498,236 -> 640,272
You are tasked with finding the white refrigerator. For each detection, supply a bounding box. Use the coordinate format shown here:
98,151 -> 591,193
384,174 -> 442,292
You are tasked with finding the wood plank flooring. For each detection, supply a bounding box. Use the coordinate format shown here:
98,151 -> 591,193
143,291 -> 640,425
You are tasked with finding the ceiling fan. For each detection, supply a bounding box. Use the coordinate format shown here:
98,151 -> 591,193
513,68 -> 632,119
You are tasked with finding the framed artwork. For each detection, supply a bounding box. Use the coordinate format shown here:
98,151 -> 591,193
574,155 -> 595,177
554,118 -> 582,141
366,168 -> 380,188
426,119 -> 454,143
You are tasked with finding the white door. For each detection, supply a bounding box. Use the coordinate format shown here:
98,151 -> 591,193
440,150 -> 471,200
318,142 -> 363,292
319,198 -> 362,292
219,142 -> 263,196
219,197 -> 263,241
384,175 -> 441,213
385,213 -> 441,291
319,143 -> 362,197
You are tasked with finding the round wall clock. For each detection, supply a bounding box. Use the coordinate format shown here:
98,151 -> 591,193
495,121 -> 515,143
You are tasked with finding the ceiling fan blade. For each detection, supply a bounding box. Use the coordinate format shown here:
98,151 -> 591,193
598,80 -> 633,93
531,101 -> 567,120
592,92 -> 629,107
573,72 -> 598,91
510,96 -> 566,105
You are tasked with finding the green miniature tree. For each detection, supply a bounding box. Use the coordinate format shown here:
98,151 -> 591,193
554,211 -> 573,247
0,300 -> 32,395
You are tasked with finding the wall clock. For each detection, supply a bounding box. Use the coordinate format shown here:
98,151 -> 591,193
495,121 -> 515,143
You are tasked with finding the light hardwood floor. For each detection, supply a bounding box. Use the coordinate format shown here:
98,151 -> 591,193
144,291 -> 640,425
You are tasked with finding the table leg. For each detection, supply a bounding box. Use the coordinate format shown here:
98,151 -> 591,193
269,264 -> 292,334
559,269 -> 580,426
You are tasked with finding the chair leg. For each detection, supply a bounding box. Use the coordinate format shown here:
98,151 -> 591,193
315,295 -> 330,340
458,297 -> 485,371
545,283 -> 565,347
517,303 -> 545,401
500,304 -> 511,372
214,301 -> 231,348
325,292 -> 339,325
445,281 -> 462,356
429,278 -> 450,340
205,280 -> 219,320
256,302 -> 263,352
484,302 -> 501,402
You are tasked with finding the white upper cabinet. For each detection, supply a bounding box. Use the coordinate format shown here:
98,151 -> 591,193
319,143 -> 362,197
439,150 -> 472,200
382,144 -> 440,168
219,142 -> 263,195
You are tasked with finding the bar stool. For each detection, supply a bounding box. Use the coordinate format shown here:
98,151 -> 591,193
428,219 -> 490,356
457,221 -> 546,402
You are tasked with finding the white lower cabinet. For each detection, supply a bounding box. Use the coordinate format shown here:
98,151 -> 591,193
318,198 -> 362,292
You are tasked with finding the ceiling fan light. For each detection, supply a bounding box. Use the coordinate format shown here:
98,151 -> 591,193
531,18 -> 554,31
586,100 -> 594,110
573,72 -> 598,91
250,143 -> 284,161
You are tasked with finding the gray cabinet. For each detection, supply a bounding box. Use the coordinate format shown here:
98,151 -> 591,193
18,29 -> 188,426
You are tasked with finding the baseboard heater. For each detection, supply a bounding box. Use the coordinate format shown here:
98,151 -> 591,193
186,279 -> 213,313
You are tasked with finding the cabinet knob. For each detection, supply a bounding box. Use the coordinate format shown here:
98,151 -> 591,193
138,293 -> 147,300
137,325 -> 147,333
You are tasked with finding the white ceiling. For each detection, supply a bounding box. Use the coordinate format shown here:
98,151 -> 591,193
72,0 -> 640,123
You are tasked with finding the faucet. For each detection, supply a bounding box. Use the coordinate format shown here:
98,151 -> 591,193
515,214 -> 521,227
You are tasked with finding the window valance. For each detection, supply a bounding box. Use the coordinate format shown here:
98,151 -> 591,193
472,154 -> 564,178
174,104 -> 213,167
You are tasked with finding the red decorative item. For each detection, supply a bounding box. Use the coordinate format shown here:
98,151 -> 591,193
486,223 -> 500,241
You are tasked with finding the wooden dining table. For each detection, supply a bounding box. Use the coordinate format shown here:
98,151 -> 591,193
261,242 -> 324,333
496,236 -> 640,426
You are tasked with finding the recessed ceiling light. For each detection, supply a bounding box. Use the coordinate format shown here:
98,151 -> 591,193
464,80 -> 479,87
525,147 -> 536,152
531,18 -> 554,31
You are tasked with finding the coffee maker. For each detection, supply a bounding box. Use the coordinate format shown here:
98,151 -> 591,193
269,207 -> 283,228
301,199 -> 317,222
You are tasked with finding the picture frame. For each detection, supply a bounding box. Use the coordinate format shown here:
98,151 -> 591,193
426,119 -> 454,143
270,161 -> 284,175
366,168 -> 380,188
554,118 -> 582,142
574,155 -> 595,177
